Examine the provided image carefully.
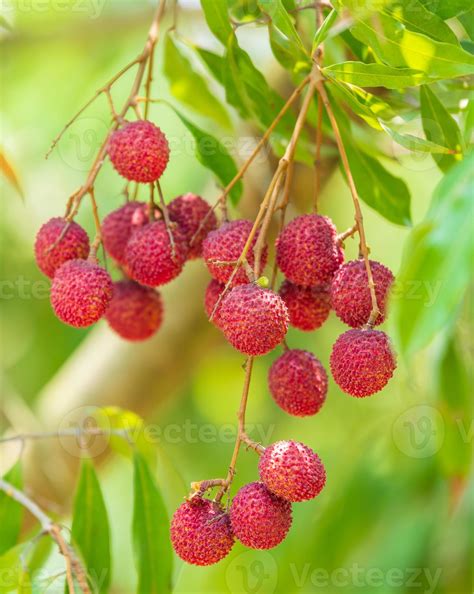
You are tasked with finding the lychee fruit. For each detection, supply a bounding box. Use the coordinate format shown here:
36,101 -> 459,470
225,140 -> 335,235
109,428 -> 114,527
259,441 -> 326,502
268,349 -> 328,417
279,280 -> 331,331
34,217 -> 90,279
219,283 -> 288,356
101,201 -> 147,265
276,214 -> 344,286
170,497 -> 234,566
50,259 -> 113,328
105,280 -> 163,341
230,482 -> 292,550
204,279 -> 226,328
125,221 -> 188,287
168,193 -> 217,259
331,259 -> 394,327
202,220 -> 268,286
330,329 -> 396,397
107,120 -> 169,183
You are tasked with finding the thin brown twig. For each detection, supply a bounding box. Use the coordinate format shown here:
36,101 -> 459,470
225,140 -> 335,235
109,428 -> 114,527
315,73 -> 380,326
0,479 -> 91,594
88,188 -> 103,259
0,428 -> 134,445
337,223 -> 357,244
155,180 -> 176,259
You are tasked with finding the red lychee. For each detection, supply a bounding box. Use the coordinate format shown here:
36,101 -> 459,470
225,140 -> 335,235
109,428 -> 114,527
168,193 -> 217,259
50,259 -> 112,328
107,120 -> 170,183
279,280 -> 331,331
125,221 -> 188,287
204,279 -> 226,328
219,284 -> 288,356
331,259 -> 394,328
268,349 -> 327,417
170,497 -> 234,566
105,280 -> 163,341
101,201 -> 147,265
34,217 -> 90,279
330,329 -> 396,397
259,441 -> 326,502
230,482 -> 292,550
202,220 -> 268,286
276,214 -> 344,286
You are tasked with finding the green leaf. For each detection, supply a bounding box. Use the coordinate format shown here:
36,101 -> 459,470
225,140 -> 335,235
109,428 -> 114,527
0,544 -> 28,594
258,0 -> 310,71
458,11 -> 474,41
331,97 -> 412,225
0,464 -> 23,556
192,46 -> 225,84
462,99 -> 474,144
70,461 -> 111,593
200,0 -> 233,45
383,0 -> 459,44
323,62 -> 432,88
312,9 -> 338,54
391,153 -> 474,357
348,10 -> 474,80
419,0 -> 471,19
420,85 -> 464,171
163,34 -> 231,130
380,122 -> 456,153
172,108 -> 243,205
132,453 -> 172,594
94,406 -> 156,467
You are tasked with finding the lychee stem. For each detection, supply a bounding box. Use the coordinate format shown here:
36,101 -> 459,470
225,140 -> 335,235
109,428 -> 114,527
337,224 -> 358,246
156,180 -> 177,260
315,72 -> 381,327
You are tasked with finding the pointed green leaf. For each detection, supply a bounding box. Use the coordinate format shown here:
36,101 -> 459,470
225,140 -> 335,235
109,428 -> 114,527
192,46 -> 225,84
312,9 -> 338,54
419,0 -> 471,19
420,85 -> 464,171
200,0 -> 233,45
391,153 -> 474,356
0,464 -> 23,555
380,122 -> 456,153
70,461 -> 110,593
132,453 -> 172,594
323,62 -> 432,88
163,34 -> 231,129
172,109 -> 243,205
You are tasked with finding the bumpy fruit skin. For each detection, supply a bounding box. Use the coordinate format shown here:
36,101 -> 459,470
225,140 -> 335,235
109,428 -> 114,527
168,193 -> 217,259
330,329 -> 396,397
230,482 -> 292,550
204,279 -> 226,328
259,441 -> 326,502
202,220 -> 268,286
219,284 -> 288,356
50,259 -> 112,328
125,221 -> 188,287
279,280 -> 331,331
170,497 -> 234,566
34,217 -> 90,279
269,349 -> 327,417
105,280 -> 163,341
276,215 -> 343,286
107,120 -> 169,183
102,202 -> 147,265
331,259 -> 394,328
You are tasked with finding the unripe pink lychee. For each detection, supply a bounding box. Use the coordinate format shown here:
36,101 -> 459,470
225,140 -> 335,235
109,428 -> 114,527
101,202 -> 147,265
50,259 -> 112,328
202,220 -> 268,286
259,441 -> 326,502
331,259 -> 394,327
276,214 -> 344,286
125,221 -> 188,287
105,280 -> 163,341
170,497 -> 234,566
34,217 -> 90,279
330,329 -> 396,397
204,279 -> 226,328
107,120 -> 169,183
279,280 -> 331,331
219,284 -> 288,356
268,349 -> 327,417
230,482 -> 292,550
168,193 -> 217,259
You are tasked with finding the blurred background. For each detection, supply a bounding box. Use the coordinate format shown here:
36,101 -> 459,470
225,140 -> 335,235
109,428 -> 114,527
0,1 -> 472,593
